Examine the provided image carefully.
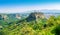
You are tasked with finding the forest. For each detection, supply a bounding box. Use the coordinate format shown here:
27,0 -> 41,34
0,12 -> 60,35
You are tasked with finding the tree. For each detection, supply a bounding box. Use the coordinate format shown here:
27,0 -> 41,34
51,24 -> 60,35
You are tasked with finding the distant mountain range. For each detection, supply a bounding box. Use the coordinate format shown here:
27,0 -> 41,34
40,9 -> 60,14
0,10 -> 60,21
0,10 -> 60,14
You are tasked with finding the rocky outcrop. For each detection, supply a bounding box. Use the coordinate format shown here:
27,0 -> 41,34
0,14 -> 9,20
16,14 -> 21,19
26,12 -> 45,22
0,15 -> 3,20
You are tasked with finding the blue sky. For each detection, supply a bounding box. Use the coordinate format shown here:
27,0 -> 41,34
0,0 -> 60,13
0,0 -> 60,6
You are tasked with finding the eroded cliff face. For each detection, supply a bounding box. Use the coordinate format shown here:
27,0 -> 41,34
26,12 -> 45,22
16,14 -> 21,19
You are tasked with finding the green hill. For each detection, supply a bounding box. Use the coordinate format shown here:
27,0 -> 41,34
0,12 -> 60,35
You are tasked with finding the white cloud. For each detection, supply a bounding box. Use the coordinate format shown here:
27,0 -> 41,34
0,4 -> 60,13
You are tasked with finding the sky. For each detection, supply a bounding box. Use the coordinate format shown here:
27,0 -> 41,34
0,0 -> 60,13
